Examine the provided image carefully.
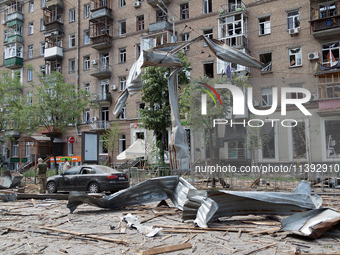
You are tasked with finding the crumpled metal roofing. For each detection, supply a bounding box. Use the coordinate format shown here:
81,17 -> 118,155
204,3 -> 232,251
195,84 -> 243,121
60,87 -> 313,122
67,176 -> 196,213
281,208 -> 340,239
0,170 -> 23,189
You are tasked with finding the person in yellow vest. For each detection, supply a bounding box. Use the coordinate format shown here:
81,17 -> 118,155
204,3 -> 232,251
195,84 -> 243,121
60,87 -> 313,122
37,158 -> 48,194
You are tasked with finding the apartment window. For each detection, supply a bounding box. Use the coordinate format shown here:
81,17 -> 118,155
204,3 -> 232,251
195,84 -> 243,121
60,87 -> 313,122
259,16 -> 270,35
4,30 -> 8,42
181,33 -> 190,50
260,52 -> 272,72
119,48 -> 126,63
156,10 -> 167,22
322,41 -> 340,67
119,76 -> 126,91
180,3 -> 189,20
203,29 -> 213,46
27,69 -> 33,81
325,120 -> 340,158
69,9 -> 75,23
136,43 -> 141,59
84,82 -> 90,92
28,45 -> 33,58
84,4 -> 90,19
138,102 -> 145,118
12,141 -> 18,157
290,84 -> 304,99
25,142 -> 31,157
29,1 -> 34,13
287,10 -> 300,29
40,18 -> 45,31
261,123 -> 276,159
40,42 -> 45,55
27,92 -> 32,105
40,65 -> 45,76
28,22 -> 34,35
120,106 -> 126,119
119,0 -> 126,8
84,109 -> 90,123
292,121 -> 307,159
204,63 -> 214,78
119,134 -> 126,153
289,47 -> 302,67
320,2 -> 338,18
69,59 -> 75,73
101,107 -> 109,122
137,15 -> 144,31
261,88 -> 273,107
68,138 -> 73,156
84,30 -> 90,44
119,20 -> 126,36
203,0 -> 212,14
69,34 -> 75,48
41,0 -> 46,8
84,56 -> 90,70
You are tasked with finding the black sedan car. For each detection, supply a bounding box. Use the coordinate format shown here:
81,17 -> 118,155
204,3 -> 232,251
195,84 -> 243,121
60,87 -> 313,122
46,165 -> 129,193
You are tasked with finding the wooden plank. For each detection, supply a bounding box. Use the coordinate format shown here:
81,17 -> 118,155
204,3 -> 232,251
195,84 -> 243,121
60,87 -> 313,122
249,227 -> 281,235
153,224 -> 253,232
244,243 -> 276,255
182,234 -> 197,244
162,229 -> 207,233
39,226 -> 128,245
141,243 -> 192,255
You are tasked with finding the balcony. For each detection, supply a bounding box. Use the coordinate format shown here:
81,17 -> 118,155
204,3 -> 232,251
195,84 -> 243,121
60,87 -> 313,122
44,46 -> 63,60
92,92 -> 112,103
318,98 -> 340,116
44,21 -> 64,33
219,34 -> 248,48
91,34 -> 112,50
6,12 -> 23,23
4,57 -> 23,69
149,21 -> 171,33
90,8 -> 112,20
6,35 -> 23,44
147,0 -> 171,8
45,0 -> 64,9
310,15 -> 340,40
90,120 -> 110,131
219,2 -> 246,16
91,62 -> 112,78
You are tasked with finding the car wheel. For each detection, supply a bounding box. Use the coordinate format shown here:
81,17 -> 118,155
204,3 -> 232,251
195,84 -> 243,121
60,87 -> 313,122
88,182 -> 100,193
47,181 -> 57,193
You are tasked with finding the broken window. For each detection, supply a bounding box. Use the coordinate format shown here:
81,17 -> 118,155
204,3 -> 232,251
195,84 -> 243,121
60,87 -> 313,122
259,16 -> 270,35
292,121 -> 307,159
325,120 -> 340,158
260,52 -> 272,72
289,47 -> 302,67
319,2 -> 337,18
322,41 -> 340,67
290,84 -> 304,99
156,9 -> 167,22
261,88 -> 272,107
287,10 -> 300,29
204,63 -> 214,78
180,3 -> 189,20
203,28 -> 213,46
119,134 -> 126,153
203,0 -> 212,14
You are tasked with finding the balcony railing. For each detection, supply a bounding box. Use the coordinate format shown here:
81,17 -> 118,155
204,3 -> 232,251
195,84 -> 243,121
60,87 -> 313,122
45,0 -> 64,9
44,21 -> 64,32
90,34 -> 112,50
6,35 -> 23,44
310,15 -> 340,32
147,0 -> 171,8
93,92 -> 112,103
44,46 -> 63,60
219,35 -> 247,48
90,8 -> 112,19
149,21 -> 171,33
90,120 -> 110,130
91,61 -> 112,78
4,57 -> 23,69
6,12 -> 23,22
219,2 -> 246,15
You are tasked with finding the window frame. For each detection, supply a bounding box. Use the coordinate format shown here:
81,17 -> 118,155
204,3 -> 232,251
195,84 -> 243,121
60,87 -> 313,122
203,0 -> 212,14
120,106 -> 126,120
203,28 -> 213,47
69,34 -> 76,48
69,8 -> 75,23
28,22 -> 34,35
119,0 -> 126,8
287,10 -> 300,29
261,87 -> 273,107
289,47 -> 302,67
84,4 -> 90,19
119,76 -> 126,91
119,20 -> 127,37
27,69 -> 33,81
28,45 -> 33,58
259,16 -> 271,35
136,15 -> 144,31
84,55 -> 90,70
69,59 -> 76,73
40,42 -> 45,55
84,30 -> 90,44
119,47 -> 127,63
29,0 -> 34,13
180,3 -> 189,20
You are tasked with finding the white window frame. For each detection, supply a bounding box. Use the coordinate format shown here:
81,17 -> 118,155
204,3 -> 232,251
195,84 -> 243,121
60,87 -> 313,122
137,102 -> 145,118
181,33 -> 190,50
119,0 -> 126,8
26,142 -> 31,156
69,34 -> 75,48
203,28 -> 213,47
28,22 -> 34,35
28,45 -> 33,58
119,20 -> 126,37
40,18 -> 45,31
69,9 -> 75,23
84,56 -> 90,70
29,1 -> 34,13
119,134 -> 126,153
84,30 -> 90,44
320,117 -> 340,161
119,76 -> 126,91
133,128 -> 146,142
84,109 -> 90,123
120,106 -> 126,119
261,88 -> 273,107
289,47 -> 302,67
41,0 -> 46,8
119,48 -> 126,63
84,4 -> 90,19
287,10 -> 300,29
259,16 -> 271,35
258,123 -> 279,162
69,59 -> 75,73
12,141 -> 18,157
68,138 -> 73,156
203,0 -> 212,14
40,42 -> 45,55
27,92 -> 32,105
288,119 -> 309,162
84,82 -> 90,92
27,69 -> 33,81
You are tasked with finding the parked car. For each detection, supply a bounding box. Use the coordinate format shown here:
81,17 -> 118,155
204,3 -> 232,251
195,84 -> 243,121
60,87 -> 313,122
327,178 -> 340,189
46,165 -> 129,193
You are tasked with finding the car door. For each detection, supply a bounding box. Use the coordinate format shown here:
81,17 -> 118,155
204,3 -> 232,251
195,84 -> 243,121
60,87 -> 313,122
58,167 -> 80,191
75,167 -> 93,190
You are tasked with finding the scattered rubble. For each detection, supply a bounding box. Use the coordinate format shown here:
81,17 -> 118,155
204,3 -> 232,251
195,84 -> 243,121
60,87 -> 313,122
0,170 -> 23,189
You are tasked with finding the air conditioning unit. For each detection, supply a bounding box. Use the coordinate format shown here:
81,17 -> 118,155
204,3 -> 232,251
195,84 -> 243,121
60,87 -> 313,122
253,100 -> 260,106
289,27 -> 300,35
133,1 -> 141,7
110,85 -> 117,90
311,94 -> 318,100
1,20 -> 6,25
308,52 -> 319,60
91,60 -> 97,65
91,117 -> 97,122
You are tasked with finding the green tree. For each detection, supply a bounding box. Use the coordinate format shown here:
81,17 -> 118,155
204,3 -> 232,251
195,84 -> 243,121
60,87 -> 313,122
139,53 -> 191,166
102,122 -> 121,165
12,71 -> 93,174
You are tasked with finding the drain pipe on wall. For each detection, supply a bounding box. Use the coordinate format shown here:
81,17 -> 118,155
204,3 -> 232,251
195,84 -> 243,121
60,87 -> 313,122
76,0 -> 81,137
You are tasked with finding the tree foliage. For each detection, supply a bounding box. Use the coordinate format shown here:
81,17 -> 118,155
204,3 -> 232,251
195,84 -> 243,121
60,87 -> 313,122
139,53 -> 191,166
102,122 -> 121,164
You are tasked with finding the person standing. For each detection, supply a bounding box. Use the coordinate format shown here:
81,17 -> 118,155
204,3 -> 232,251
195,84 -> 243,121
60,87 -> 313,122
37,158 -> 48,194
63,158 -> 70,173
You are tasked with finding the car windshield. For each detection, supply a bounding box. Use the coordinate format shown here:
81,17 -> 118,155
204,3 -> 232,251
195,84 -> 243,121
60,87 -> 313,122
64,166 -> 81,175
94,165 -> 122,174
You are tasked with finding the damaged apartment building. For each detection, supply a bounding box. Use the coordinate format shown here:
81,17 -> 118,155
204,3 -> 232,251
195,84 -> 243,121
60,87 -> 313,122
0,0 -> 339,171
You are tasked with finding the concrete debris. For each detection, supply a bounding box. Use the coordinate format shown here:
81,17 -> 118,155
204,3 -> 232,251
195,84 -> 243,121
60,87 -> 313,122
122,213 -> 162,237
0,170 -> 23,189
0,192 -> 17,202
281,208 -> 340,239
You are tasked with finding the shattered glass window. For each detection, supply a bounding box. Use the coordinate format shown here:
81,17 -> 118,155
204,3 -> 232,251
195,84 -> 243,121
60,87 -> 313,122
287,10 -> 300,29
